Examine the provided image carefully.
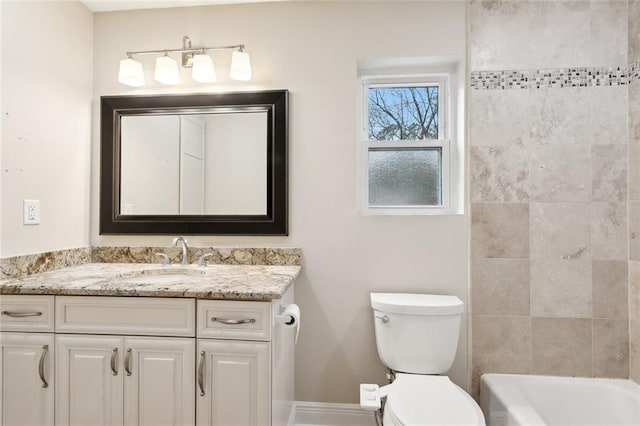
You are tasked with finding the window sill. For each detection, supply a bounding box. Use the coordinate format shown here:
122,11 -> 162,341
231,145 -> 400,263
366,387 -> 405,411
357,208 -> 464,216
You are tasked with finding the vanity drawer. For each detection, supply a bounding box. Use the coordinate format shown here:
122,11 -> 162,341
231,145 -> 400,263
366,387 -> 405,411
0,295 -> 55,332
197,300 -> 272,341
55,296 -> 195,337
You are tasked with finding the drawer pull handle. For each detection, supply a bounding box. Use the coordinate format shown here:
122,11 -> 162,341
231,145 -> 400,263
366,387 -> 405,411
125,348 -> 132,376
198,351 -> 205,397
211,317 -> 256,325
1,310 -> 42,318
110,348 -> 118,376
39,345 -> 49,388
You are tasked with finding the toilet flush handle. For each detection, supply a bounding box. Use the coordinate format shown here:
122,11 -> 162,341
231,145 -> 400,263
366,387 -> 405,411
375,314 -> 389,324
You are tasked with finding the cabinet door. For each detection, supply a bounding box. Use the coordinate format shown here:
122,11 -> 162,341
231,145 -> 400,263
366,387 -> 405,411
56,334 -> 124,426
0,332 -> 54,426
123,337 -> 195,426
196,340 -> 270,426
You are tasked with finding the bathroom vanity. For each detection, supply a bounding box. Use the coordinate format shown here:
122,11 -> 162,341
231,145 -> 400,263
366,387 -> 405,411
0,263 -> 299,426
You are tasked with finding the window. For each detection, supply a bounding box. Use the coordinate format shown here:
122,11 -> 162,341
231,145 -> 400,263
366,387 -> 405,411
358,75 -> 456,214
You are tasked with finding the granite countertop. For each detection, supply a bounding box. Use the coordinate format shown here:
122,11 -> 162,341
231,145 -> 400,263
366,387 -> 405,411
0,263 -> 301,301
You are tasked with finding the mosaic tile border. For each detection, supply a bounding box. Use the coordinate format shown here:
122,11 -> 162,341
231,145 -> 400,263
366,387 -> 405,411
471,61 -> 640,90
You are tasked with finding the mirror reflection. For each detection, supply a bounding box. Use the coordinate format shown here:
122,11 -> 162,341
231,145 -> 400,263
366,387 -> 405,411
120,111 -> 267,216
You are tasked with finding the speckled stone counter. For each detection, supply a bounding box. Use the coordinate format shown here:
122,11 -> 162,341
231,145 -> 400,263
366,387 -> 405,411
0,263 -> 300,301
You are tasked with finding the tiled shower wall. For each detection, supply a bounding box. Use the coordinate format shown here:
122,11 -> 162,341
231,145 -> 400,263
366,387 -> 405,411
469,0 -> 633,395
629,0 -> 639,384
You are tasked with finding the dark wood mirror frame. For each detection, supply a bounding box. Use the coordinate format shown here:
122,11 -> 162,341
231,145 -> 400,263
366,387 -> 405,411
100,90 -> 288,235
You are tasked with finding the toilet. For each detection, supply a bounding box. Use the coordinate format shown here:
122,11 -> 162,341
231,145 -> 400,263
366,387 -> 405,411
360,293 -> 485,426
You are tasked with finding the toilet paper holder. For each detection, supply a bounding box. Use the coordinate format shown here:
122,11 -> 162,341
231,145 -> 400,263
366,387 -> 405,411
274,303 -> 300,343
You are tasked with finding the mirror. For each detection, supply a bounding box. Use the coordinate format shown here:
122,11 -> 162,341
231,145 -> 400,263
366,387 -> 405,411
100,90 -> 288,235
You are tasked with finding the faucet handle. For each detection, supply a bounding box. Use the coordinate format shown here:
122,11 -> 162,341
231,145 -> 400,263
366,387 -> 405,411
197,253 -> 213,267
154,253 -> 171,266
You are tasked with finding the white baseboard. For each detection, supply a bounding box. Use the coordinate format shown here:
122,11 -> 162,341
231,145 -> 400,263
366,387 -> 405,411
294,401 -> 376,426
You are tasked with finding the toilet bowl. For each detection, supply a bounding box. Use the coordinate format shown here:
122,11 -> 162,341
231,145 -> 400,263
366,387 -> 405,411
382,374 -> 484,426
361,293 -> 485,425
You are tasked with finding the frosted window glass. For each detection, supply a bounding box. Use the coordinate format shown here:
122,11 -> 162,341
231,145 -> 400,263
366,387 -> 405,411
368,148 -> 442,206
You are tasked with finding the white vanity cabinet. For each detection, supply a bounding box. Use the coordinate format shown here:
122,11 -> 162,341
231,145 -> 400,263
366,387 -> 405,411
0,295 -> 55,426
55,334 -> 194,426
0,332 -> 55,426
195,288 -> 295,426
0,288 -> 295,426
54,296 -> 196,426
197,339 -> 270,425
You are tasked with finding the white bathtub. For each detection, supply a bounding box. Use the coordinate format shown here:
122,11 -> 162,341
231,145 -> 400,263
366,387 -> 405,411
480,374 -> 640,426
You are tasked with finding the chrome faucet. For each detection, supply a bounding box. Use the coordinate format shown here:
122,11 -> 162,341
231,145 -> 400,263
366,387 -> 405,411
171,236 -> 190,265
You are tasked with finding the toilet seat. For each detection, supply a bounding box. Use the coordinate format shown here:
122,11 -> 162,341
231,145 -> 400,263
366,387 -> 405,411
383,374 -> 485,426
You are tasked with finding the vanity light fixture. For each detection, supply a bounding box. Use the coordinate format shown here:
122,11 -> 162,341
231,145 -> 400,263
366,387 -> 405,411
118,36 -> 252,87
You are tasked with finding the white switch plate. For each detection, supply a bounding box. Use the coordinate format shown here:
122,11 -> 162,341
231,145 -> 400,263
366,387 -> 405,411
23,199 -> 40,225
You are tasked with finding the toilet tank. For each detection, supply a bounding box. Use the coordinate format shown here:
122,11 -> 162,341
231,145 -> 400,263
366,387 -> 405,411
371,293 -> 464,375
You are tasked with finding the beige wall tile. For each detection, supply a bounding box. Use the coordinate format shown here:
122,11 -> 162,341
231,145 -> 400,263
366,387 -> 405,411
531,259 -> 592,318
630,320 -> 640,383
469,89 -> 543,147
591,202 -> 627,260
630,261 -> 640,323
471,315 -> 531,397
530,202 -> 590,260
471,260 -> 529,315
629,144 -> 640,202
588,2 -> 628,72
630,201 -> 640,261
593,319 -> 629,378
631,83 -> 640,146
472,203 -> 529,258
592,145 -> 627,202
589,87 -> 628,147
629,0 -> 640,63
531,88 -> 592,146
592,260 -> 628,319
530,145 -> 590,201
532,317 -> 592,377
470,146 -> 529,202
469,2 -> 626,70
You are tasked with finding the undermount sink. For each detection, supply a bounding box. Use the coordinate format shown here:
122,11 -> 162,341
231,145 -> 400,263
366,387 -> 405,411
121,274 -> 194,285
118,267 -> 207,285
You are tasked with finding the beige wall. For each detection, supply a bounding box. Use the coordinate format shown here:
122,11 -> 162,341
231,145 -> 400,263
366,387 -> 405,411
629,0 -> 640,384
469,0 -> 630,396
0,1 -> 93,257
91,2 -> 468,402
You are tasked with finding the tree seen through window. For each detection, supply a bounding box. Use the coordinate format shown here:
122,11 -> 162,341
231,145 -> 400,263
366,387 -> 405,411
368,86 -> 439,141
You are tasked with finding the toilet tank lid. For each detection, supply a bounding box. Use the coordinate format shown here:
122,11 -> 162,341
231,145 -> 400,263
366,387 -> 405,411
371,293 -> 464,315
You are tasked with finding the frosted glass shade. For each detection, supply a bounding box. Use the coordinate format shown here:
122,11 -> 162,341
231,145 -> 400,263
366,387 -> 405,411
118,58 -> 145,87
229,50 -> 252,81
192,53 -> 216,83
154,55 -> 180,85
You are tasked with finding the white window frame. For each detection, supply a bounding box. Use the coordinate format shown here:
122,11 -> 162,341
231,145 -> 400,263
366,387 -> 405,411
357,74 -> 452,215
